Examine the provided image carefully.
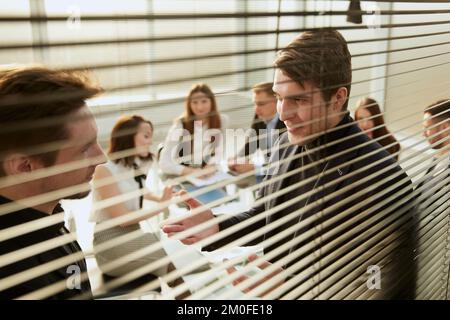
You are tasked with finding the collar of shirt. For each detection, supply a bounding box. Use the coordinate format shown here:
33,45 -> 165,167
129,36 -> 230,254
264,113 -> 280,131
304,112 -> 354,162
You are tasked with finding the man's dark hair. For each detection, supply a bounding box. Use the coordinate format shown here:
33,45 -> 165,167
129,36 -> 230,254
0,65 -> 102,176
252,82 -> 275,97
274,29 -> 352,110
424,99 -> 450,123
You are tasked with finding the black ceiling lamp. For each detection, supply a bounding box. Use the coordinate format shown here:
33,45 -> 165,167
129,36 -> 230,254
347,0 -> 363,24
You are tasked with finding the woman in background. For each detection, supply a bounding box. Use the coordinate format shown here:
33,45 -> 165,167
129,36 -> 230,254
90,115 -> 172,279
355,97 -> 401,160
159,83 -> 228,177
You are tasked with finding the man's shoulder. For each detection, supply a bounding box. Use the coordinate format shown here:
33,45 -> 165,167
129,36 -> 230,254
0,240 -> 41,283
0,237 -> 25,256
348,129 -> 409,184
354,134 -> 398,168
344,124 -> 396,164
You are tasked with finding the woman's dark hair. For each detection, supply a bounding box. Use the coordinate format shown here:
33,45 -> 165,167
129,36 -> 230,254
355,97 -> 400,159
109,115 -> 154,168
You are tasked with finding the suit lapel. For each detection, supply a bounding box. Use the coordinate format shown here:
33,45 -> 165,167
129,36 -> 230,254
276,118 -> 286,130
262,120 -> 358,222
265,142 -> 300,213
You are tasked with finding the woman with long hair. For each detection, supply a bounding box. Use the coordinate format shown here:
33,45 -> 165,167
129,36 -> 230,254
159,83 -> 228,176
355,97 -> 400,159
90,115 -> 172,280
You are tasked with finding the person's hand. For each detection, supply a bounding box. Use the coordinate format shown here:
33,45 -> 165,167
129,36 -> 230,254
226,254 -> 285,297
228,157 -> 254,174
159,186 -> 173,202
181,165 -> 216,178
228,157 -> 238,171
197,164 -> 217,179
162,190 -> 219,245
232,163 -> 254,174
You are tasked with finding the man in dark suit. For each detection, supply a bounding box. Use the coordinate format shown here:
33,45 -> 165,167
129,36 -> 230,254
0,65 -> 106,299
416,99 -> 450,211
163,29 -> 416,299
423,100 -> 450,158
414,100 -> 449,299
229,82 -> 286,176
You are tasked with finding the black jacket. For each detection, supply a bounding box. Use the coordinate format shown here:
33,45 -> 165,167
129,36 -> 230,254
212,114 -> 417,299
0,195 -> 92,299
239,115 -> 286,159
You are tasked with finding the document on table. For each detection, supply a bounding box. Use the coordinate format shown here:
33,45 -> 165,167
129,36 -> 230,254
201,245 -> 263,265
159,232 -> 261,299
211,201 -> 251,216
186,171 -> 233,187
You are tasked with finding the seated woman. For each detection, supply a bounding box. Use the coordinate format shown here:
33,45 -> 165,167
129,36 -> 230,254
90,115 -> 172,279
159,83 -> 228,177
355,97 -> 401,160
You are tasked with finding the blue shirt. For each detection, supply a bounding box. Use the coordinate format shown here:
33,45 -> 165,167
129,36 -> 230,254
265,113 -> 280,150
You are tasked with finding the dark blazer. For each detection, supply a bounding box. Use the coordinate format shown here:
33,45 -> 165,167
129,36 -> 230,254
239,115 -> 286,158
212,114 -> 417,299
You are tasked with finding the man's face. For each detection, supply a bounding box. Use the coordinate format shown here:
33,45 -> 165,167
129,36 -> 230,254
44,106 -> 105,199
423,112 -> 449,149
273,69 -> 334,146
253,91 -> 277,122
